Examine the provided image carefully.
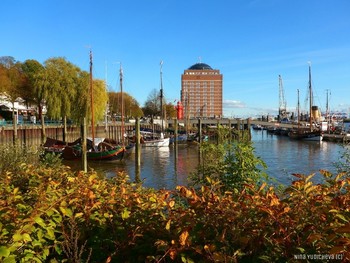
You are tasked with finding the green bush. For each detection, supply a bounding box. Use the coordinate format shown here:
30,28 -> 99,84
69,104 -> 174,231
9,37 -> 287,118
0,144 -> 41,174
190,125 -> 268,193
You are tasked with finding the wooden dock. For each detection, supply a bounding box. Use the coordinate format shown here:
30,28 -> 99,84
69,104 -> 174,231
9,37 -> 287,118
248,120 -> 349,143
1,118 -> 348,146
0,123 -> 149,146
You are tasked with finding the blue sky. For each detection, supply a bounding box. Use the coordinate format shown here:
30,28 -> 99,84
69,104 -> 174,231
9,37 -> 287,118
1,0 -> 349,118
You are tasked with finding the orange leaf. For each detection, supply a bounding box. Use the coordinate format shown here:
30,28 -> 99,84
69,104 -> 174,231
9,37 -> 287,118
270,196 -> 280,206
88,190 -> 96,200
169,248 -> 177,260
283,206 -> 291,213
179,231 -> 189,246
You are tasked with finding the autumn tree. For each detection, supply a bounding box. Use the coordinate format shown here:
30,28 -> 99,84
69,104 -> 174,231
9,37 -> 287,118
0,57 -> 26,102
165,102 -> 176,119
0,61 -> 11,93
0,56 -> 26,141
108,91 -> 143,120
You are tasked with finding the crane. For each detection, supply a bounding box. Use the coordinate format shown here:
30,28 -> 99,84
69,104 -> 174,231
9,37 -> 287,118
278,75 -> 288,120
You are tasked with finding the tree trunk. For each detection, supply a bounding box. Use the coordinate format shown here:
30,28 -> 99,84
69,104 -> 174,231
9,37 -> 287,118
63,116 -> 67,142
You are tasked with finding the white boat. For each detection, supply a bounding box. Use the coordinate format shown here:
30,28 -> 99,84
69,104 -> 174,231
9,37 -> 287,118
252,124 -> 264,130
141,132 -> 170,147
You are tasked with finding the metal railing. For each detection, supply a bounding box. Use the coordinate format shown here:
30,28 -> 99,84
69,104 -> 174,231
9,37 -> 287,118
0,120 -> 68,127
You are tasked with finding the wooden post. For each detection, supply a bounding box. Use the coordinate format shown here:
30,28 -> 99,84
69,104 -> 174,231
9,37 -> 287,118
228,119 -> 232,144
217,119 -> 220,145
63,116 -> 67,142
135,117 -> 141,167
41,114 -> 46,144
174,118 -> 178,148
82,118 -> 87,172
23,126 -> 27,145
12,110 -> 18,144
247,118 -> 252,140
198,118 -> 202,144
174,118 -> 178,159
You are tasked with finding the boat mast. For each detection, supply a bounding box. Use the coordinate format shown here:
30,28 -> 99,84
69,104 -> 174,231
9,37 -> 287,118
326,89 -> 330,131
297,89 -> 300,132
160,60 -> 164,133
104,61 -> 108,132
308,63 -> 312,132
90,50 -> 95,146
120,63 -> 125,146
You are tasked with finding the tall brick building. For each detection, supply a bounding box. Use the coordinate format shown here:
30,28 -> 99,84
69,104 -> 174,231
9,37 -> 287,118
181,62 -> 223,118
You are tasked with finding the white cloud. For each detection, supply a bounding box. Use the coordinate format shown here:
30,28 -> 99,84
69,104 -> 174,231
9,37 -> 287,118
223,100 -> 246,108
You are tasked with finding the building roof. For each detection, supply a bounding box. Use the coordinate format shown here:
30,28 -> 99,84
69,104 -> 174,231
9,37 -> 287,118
188,63 -> 213,70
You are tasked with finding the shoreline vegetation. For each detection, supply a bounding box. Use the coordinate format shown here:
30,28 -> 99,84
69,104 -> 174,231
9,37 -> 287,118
0,127 -> 349,262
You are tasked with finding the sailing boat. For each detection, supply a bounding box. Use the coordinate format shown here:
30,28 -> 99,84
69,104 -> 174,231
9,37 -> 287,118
61,51 -> 125,160
141,61 -> 170,147
288,64 -> 323,142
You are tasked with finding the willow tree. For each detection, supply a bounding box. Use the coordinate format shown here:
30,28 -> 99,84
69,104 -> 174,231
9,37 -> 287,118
34,57 -> 82,141
90,79 -> 108,124
35,56 -> 109,141
39,57 -> 81,120
21,59 -> 44,117
72,73 -> 108,125
70,70 -> 89,124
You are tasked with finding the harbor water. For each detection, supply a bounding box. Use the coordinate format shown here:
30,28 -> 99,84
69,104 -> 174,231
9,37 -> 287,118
251,129 -> 346,185
64,129 -> 347,189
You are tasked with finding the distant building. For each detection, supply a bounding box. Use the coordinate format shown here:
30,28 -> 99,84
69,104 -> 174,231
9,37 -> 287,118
0,93 -> 38,123
181,63 -> 223,118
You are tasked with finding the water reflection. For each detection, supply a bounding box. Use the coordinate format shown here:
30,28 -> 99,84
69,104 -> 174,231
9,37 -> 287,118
135,146 -> 199,189
63,145 -> 199,189
62,130 -> 346,189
